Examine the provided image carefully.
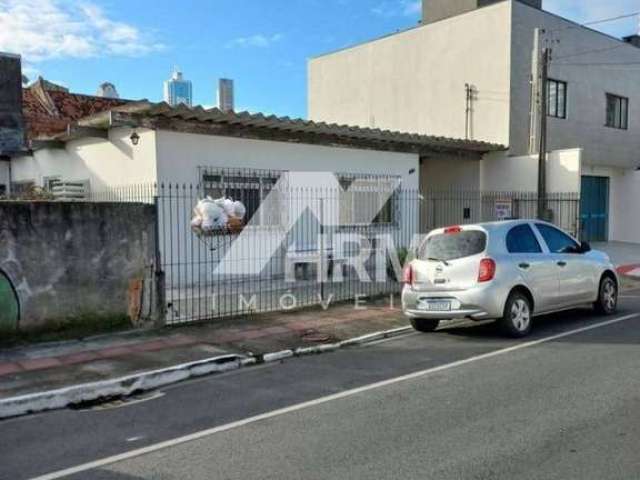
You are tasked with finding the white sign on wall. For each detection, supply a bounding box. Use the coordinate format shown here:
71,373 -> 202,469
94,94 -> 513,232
494,199 -> 513,220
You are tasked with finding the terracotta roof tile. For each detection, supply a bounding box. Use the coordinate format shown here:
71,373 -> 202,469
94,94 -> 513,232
22,80 -> 129,139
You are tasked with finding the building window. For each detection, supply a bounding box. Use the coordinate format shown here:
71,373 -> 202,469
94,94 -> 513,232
338,175 -> 398,226
606,93 -> 629,130
200,167 -> 284,226
43,176 -> 61,192
547,79 -> 567,119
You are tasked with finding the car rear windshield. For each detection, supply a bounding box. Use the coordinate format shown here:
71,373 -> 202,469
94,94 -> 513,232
420,230 -> 487,261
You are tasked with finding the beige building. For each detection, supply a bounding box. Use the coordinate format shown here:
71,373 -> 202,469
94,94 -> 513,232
309,0 -> 640,243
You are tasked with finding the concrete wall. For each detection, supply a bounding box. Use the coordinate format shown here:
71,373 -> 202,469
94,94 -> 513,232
11,128 -> 157,193
0,161 -> 9,194
0,53 -> 25,155
310,0 -> 640,171
422,0 -> 478,24
420,153 -> 482,192
481,148 -> 582,193
510,1 -> 640,168
609,170 -> 640,243
422,0 -> 540,24
0,202 -> 158,332
308,1 -> 512,146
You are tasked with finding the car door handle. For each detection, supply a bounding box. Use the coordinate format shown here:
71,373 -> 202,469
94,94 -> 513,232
557,261 -> 567,268
518,263 -> 530,270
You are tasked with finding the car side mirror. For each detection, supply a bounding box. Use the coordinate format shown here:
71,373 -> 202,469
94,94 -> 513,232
579,241 -> 592,254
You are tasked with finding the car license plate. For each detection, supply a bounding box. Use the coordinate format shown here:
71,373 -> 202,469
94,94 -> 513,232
418,300 -> 451,312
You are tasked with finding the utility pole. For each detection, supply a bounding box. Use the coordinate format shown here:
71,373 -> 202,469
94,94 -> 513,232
465,83 -> 470,140
464,83 -> 469,140
464,83 -> 475,140
529,28 -> 542,154
537,46 -> 551,220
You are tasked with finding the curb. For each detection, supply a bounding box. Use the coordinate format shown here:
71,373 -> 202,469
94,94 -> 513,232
0,325 -> 412,420
0,354 -> 247,420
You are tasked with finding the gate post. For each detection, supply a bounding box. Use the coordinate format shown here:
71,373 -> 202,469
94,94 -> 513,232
152,192 -> 167,327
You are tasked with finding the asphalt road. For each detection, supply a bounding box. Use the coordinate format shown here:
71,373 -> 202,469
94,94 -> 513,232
2,294 -> 640,480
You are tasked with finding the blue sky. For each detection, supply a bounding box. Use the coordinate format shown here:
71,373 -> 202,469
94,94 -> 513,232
1,0 -> 638,118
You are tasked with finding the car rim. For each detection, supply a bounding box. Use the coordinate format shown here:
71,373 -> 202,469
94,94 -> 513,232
603,280 -> 617,312
511,299 -> 530,332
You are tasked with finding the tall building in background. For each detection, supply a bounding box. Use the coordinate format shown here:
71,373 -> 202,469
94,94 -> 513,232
217,78 -> 234,112
163,68 -> 192,107
96,82 -> 119,99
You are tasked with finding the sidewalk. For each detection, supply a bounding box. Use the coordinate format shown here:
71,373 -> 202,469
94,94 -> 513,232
593,241 -> 640,281
0,298 -> 407,405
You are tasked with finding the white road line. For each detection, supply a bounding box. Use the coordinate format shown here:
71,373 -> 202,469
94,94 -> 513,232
29,313 -> 640,480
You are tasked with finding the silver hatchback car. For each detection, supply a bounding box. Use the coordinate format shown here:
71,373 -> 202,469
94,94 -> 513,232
402,220 -> 619,337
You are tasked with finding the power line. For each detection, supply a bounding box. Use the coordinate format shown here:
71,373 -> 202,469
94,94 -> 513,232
552,43 -> 631,61
583,11 -> 640,27
544,11 -> 640,34
553,61 -> 640,67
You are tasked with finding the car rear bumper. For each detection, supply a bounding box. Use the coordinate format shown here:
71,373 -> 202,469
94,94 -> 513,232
401,283 -> 506,321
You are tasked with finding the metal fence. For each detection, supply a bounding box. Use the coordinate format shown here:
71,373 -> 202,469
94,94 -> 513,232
154,183 -> 420,324
421,190 -> 580,238
2,181 -> 581,325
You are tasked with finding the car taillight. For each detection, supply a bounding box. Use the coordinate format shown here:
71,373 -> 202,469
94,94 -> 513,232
444,226 -> 462,234
402,264 -> 414,286
478,258 -> 496,283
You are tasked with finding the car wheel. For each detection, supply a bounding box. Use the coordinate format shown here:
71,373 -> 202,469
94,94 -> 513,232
500,292 -> 532,338
594,276 -> 618,315
410,318 -> 440,333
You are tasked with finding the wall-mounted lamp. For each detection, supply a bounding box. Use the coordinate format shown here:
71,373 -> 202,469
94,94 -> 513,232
130,131 -> 140,146
408,168 -> 416,175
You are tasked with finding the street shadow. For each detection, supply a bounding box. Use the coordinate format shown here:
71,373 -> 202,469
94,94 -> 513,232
66,469 -> 147,479
436,302 -> 640,345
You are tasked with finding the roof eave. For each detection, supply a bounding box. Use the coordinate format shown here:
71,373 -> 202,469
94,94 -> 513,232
41,102 -> 506,155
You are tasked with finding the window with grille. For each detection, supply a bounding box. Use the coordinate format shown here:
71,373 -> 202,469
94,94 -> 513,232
200,168 -> 284,226
338,176 -> 398,226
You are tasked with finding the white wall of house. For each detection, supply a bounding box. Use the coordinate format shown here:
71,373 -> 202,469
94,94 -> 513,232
11,128 -> 157,193
609,170 -> 640,244
481,148 -> 582,193
155,130 -> 420,188
153,130 -> 421,293
308,1 -> 512,146
309,0 -> 640,171
510,1 -> 640,168
580,164 -> 640,244
420,153 -> 482,192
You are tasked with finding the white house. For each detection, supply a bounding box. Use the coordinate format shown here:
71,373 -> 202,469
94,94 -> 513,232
0,56 -> 504,322
308,0 -> 640,243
